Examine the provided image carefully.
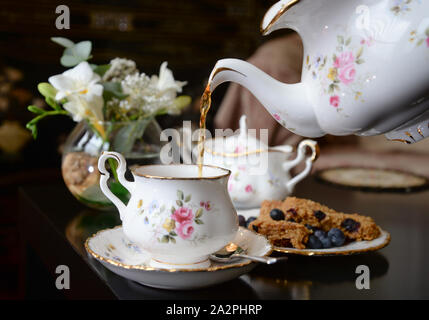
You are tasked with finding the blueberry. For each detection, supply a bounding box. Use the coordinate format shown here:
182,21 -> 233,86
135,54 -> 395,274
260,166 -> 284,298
314,230 -> 327,238
270,209 -> 285,221
288,218 -> 296,223
314,210 -> 326,221
341,219 -> 360,232
245,216 -> 257,228
307,235 -> 323,249
314,230 -> 331,248
328,228 -> 346,247
318,235 -> 332,248
238,215 -> 246,227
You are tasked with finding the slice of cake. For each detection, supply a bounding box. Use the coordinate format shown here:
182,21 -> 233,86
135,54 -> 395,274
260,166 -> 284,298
248,197 -> 380,249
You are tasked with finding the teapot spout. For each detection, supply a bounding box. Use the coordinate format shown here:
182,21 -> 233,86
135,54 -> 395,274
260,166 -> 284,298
208,58 -> 324,137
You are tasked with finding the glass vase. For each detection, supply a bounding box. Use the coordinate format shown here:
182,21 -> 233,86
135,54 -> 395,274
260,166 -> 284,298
61,118 -> 162,210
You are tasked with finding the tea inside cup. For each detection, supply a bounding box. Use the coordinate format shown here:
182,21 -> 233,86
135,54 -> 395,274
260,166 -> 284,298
132,164 -> 230,180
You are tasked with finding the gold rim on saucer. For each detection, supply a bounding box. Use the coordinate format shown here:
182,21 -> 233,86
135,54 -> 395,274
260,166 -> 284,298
85,226 -> 273,272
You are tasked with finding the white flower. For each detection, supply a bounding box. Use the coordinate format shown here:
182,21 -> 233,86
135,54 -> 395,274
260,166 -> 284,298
102,58 -> 138,82
48,61 -> 103,101
151,62 -> 187,99
63,94 -> 104,123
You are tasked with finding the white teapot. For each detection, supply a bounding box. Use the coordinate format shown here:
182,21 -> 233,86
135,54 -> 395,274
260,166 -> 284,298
208,0 -> 429,144
200,116 -> 319,209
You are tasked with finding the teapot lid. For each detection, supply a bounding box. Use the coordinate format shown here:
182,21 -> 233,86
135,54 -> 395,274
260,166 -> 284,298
205,115 -> 270,156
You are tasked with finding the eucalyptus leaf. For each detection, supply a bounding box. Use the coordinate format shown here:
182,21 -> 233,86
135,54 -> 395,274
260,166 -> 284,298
94,64 -> 111,77
61,55 -> 82,67
102,82 -> 128,100
51,37 -> 75,48
111,120 -> 150,154
74,41 -> 92,59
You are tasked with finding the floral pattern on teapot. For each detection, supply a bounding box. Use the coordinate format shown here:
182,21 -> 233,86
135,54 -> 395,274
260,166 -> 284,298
306,34 -> 367,111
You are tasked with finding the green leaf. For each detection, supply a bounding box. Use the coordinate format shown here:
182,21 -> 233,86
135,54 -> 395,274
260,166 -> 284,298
176,200 -> 183,207
37,83 -> 57,99
109,181 -> 131,204
161,235 -> 169,243
195,219 -> 203,225
345,37 -> 352,46
102,82 -> 128,100
26,122 -> 37,139
74,41 -> 92,59
184,194 -> 191,202
170,231 -> 177,237
111,119 -> 150,154
425,28 -> 429,37
171,206 -> 176,214
51,37 -> 75,48
169,237 -> 176,244
61,55 -> 82,67
195,208 -> 203,218
177,190 -> 184,200
173,95 -> 191,110
93,64 -> 111,77
27,105 -> 44,114
45,97 -> 61,111
356,59 -> 364,64
337,35 -> 344,44
356,47 -> 364,59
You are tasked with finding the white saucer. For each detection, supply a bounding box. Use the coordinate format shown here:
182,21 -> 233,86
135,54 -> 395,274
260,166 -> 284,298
237,208 -> 391,256
85,226 -> 272,290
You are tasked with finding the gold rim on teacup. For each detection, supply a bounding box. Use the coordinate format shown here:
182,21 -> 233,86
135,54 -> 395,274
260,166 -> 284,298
130,163 -> 231,180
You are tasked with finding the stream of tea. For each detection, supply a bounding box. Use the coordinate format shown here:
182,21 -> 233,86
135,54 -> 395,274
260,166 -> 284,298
197,85 -> 212,177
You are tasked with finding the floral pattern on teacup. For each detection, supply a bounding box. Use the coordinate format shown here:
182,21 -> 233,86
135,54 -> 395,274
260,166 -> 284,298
137,190 -> 217,244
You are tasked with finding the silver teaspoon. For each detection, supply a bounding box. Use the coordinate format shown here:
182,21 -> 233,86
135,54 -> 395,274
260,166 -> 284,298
209,243 -> 287,265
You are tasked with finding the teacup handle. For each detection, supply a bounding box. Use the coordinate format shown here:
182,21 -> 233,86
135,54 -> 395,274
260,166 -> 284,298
282,139 -> 319,193
98,151 -> 133,219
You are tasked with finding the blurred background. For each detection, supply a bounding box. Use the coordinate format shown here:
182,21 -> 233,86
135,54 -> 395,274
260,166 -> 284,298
0,0 -> 284,299
1,0 -> 429,299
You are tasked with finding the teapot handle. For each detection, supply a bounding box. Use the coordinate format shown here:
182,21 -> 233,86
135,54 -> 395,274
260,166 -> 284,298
98,151 -> 133,220
282,140 -> 319,193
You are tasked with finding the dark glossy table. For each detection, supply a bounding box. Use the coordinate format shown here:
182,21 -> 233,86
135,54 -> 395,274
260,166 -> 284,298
19,176 -> 429,299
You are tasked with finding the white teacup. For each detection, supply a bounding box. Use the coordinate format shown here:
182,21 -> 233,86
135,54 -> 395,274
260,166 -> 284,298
98,151 -> 238,270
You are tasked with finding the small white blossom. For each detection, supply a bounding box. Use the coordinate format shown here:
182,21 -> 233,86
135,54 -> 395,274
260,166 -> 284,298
48,62 -> 103,101
102,58 -> 138,82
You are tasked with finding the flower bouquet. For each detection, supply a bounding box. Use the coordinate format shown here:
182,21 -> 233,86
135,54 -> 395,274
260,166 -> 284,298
27,37 -> 190,209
